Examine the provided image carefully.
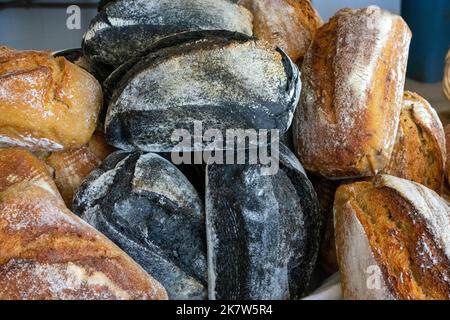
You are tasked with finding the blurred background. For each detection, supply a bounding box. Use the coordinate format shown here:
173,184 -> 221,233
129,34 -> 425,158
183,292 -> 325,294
0,0 -> 449,108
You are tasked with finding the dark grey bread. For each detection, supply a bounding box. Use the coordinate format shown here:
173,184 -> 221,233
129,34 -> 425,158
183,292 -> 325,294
105,32 -> 300,153
72,151 -> 207,300
206,145 -> 321,299
82,0 -> 253,67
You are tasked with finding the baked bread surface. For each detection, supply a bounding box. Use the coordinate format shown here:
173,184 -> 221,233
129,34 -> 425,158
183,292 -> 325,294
335,175 -> 450,300
238,0 -> 323,63
294,6 -> 411,179
0,148 -> 166,300
0,47 -> 102,151
384,91 -> 446,193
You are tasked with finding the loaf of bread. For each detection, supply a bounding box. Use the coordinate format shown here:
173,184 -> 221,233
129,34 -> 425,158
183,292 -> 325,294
335,175 -> 450,299
0,148 -> 61,201
0,150 -> 167,300
43,131 -> 113,208
105,31 -> 300,152
73,151 -> 207,300
444,49 -> 450,103
0,47 -> 102,151
383,91 -> 446,193
238,0 -> 323,64
309,175 -> 340,275
207,145 -> 321,299
83,0 -> 253,67
293,6 -> 411,179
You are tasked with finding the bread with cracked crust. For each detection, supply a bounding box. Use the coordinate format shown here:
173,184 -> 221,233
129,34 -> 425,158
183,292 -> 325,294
0,149 -> 167,300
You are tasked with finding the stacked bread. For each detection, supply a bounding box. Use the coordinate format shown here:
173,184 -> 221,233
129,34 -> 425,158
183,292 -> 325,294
1,1 -> 449,301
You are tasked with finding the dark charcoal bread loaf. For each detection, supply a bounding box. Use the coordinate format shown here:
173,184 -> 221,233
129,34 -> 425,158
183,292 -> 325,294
82,0 -> 253,67
206,145 -> 321,299
105,32 -> 300,153
72,151 -> 207,300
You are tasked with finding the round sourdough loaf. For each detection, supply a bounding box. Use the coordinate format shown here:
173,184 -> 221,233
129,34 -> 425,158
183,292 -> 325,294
293,6 -> 411,179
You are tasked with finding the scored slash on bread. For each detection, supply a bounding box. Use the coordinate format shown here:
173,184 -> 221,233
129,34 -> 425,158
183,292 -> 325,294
334,175 -> 450,300
0,148 -> 167,300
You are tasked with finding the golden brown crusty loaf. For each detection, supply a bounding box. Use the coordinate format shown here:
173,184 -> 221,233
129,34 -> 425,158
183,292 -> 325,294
334,175 -> 450,300
238,0 -> 323,64
0,47 -> 102,151
309,174 -> 340,274
444,50 -> 450,103
0,181 -> 167,300
0,148 -> 166,299
293,6 -> 411,179
383,91 -> 446,193
43,131 -> 114,207
0,148 -> 61,201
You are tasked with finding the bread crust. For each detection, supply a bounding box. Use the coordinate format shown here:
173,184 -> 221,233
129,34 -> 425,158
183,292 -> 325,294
444,50 -> 450,103
0,182 -> 167,300
238,0 -> 323,63
335,175 -> 450,300
0,148 -> 61,201
293,6 -> 411,179
384,91 -> 446,193
0,47 -> 102,151
44,131 -> 113,207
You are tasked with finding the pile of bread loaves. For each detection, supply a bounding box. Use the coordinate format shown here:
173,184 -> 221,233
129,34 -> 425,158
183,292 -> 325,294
0,0 -> 450,300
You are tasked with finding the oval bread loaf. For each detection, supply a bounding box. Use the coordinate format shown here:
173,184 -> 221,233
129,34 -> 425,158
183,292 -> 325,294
335,175 -> 450,300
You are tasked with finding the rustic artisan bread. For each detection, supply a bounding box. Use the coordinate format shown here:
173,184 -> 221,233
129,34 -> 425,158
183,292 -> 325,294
293,6 -> 411,179
0,47 -> 102,151
444,49 -> 450,103
43,131 -> 114,208
383,91 -> 446,193
0,151 -> 167,300
206,145 -> 321,299
335,175 -> 450,300
105,31 -> 300,152
73,151 -> 206,300
0,148 -> 60,200
238,0 -> 323,64
308,175 -> 340,275
83,0 -> 253,67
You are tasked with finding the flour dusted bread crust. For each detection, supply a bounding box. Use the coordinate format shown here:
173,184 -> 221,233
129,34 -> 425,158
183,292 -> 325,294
293,6 -> 411,179
0,149 -> 167,300
238,0 -> 323,63
335,175 -> 450,300
444,50 -> 450,103
0,47 -> 102,151
44,131 -> 114,207
384,91 -> 446,193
